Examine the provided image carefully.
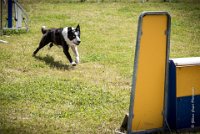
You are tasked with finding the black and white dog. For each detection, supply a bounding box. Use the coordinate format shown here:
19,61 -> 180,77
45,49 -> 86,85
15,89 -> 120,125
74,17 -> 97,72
33,24 -> 81,66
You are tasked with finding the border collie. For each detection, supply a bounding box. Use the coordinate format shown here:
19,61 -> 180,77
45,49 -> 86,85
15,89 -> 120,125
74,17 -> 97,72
33,24 -> 81,66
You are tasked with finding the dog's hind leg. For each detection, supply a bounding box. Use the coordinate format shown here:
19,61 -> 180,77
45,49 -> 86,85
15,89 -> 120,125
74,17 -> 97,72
33,35 -> 50,56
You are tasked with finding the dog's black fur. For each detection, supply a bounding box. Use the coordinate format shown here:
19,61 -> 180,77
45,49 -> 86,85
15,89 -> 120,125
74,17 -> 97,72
33,25 -> 81,66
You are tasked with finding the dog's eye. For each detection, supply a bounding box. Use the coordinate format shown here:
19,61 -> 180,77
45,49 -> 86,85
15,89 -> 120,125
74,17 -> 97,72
73,35 -> 76,38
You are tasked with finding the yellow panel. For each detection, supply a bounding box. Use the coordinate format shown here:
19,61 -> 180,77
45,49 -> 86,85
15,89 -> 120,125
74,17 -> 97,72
132,15 -> 168,131
176,65 -> 200,97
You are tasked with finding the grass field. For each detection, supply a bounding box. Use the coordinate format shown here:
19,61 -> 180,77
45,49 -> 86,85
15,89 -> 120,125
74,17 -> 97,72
0,0 -> 200,133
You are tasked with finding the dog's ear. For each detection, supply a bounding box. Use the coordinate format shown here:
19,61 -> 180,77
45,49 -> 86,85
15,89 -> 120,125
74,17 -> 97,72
68,27 -> 72,32
67,27 -> 73,35
76,24 -> 80,32
67,27 -> 73,38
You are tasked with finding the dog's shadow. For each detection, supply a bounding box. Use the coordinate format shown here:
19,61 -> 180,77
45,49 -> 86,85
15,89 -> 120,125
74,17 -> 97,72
34,55 -> 71,70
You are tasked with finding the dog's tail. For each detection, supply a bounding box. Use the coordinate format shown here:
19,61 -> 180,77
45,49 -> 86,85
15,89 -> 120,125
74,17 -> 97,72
41,26 -> 47,34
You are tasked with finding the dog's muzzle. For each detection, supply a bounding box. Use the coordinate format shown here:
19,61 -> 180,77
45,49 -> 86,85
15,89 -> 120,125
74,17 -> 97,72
74,40 -> 81,45
76,40 -> 81,45
75,36 -> 81,45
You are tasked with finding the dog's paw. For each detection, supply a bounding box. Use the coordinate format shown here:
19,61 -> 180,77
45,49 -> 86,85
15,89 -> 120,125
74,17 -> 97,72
75,57 -> 79,64
71,61 -> 76,66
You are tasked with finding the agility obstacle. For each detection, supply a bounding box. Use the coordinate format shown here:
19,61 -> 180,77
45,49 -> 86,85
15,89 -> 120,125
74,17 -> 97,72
0,0 -> 29,33
127,11 -> 171,133
167,57 -> 200,131
0,0 -> 4,35
116,11 -> 200,134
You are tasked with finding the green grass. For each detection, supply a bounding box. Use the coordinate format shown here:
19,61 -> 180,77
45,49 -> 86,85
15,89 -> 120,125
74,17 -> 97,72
0,0 -> 200,133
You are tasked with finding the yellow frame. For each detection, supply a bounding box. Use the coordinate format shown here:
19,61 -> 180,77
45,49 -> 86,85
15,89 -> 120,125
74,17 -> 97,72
128,12 -> 171,133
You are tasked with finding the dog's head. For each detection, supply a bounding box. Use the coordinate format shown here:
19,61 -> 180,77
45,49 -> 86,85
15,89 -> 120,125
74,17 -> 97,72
67,24 -> 81,46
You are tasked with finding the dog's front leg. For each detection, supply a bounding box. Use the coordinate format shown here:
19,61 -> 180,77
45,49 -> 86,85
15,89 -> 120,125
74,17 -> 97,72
71,46 -> 79,64
63,45 -> 76,66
